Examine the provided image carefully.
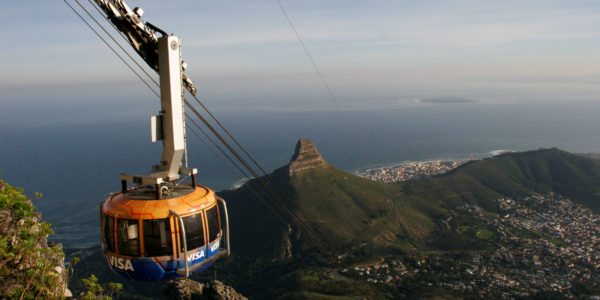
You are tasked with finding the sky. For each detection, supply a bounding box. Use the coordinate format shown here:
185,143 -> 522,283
3,0 -> 600,113
4,1 -> 600,234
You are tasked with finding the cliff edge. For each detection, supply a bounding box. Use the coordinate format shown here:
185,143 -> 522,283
169,279 -> 247,300
0,180 -> 70,299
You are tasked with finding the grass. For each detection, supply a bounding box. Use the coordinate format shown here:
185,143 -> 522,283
476,229 -> 495,241
516,228 -> 542,239
548,237 -> 567,247
459,225 -> 472,234
483,211 -> 499,218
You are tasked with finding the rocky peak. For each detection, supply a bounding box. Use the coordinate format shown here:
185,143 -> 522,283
288,138 -> 326,176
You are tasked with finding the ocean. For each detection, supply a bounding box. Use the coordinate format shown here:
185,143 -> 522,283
1,99 -> 600,246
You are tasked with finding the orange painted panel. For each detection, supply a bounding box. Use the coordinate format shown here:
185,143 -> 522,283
103,186 -> 217,220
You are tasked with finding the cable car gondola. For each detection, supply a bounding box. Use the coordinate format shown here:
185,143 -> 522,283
100,180 -> 230,281
89,0 -> 231,281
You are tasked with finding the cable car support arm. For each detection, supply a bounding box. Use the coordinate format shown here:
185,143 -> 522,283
92,0 -> 197,193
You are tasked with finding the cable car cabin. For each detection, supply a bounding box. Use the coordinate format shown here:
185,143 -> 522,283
100,184 -> 230,281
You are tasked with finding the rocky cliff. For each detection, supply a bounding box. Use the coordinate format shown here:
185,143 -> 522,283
0,180 -> 70,299
169,279 -> 247,300
288,138 -> 326,176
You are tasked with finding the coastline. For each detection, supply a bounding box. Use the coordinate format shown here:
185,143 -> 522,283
355,149 -> 515,183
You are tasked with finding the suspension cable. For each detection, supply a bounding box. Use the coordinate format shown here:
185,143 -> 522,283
275,0 -> 342,111
86,0 -> 134,49
73,0 -> 160,88
62,0 -> 160,98
185,121 -> 244,183
185,101 -> 324,248
275,0 -> 396,203
186,116 -> 294,227
63,0 -> 324,250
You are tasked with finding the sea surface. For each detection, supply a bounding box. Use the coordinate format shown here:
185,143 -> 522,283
1,100 -> 600,246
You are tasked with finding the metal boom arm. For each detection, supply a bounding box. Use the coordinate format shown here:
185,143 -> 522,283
152,36 -> 186,181
93,0 -> 198,191
92,0 -> 197,96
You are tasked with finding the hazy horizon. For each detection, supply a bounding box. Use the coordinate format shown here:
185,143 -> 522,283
3,0 -> 600,246
3,0 -> 600,115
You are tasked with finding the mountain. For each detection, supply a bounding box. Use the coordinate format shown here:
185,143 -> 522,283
221,139 -> 440,260
63,140 -> 600,299
224,142 -> 600,259
407,148 -> 600,212
579,152 -> 600,161
217,141 -> 600,298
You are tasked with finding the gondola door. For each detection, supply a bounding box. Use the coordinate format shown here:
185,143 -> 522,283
174,211 -> 211,275
204,204 -> 222,259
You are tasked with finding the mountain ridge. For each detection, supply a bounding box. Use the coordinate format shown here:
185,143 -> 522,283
62,140 -> 600,299
223,142 -> 600,260
216,141 -> 600,298
407,148 -> 600,212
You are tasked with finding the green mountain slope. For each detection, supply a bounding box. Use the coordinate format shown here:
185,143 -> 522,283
217,144 -> 600,298
290,165 -> 436,248
222,144 -> 600,261
221,140 -> 447,260
222,167 -> 424,257
62,141 -> 597,299
408,148 -> 600,212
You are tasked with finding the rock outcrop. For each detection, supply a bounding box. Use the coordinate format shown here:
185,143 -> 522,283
288,138 -> 326,176
276,224 -> 293,260
169,279 -> 247,300
0,180 -> 70,299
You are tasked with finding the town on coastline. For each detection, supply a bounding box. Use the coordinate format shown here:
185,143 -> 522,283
351,154 -> 600,297
356,159 -> 471,183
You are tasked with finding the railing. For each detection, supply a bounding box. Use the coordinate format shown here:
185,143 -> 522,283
169,210 -> 189,278
217,197 -> 231,256
170,197 -> 229,278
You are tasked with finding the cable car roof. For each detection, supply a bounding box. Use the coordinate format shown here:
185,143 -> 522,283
103,186 -> 217,220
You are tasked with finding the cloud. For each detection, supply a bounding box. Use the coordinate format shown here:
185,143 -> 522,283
418,97 -> 479,104
186,28 -> 375,47
5,0 -> 600,106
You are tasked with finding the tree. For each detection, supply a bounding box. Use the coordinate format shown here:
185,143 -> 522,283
107,282 -> 124,299
0,180 -> 67,299
82,275 -> 105,299
81,274 -> 124,300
